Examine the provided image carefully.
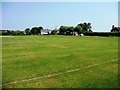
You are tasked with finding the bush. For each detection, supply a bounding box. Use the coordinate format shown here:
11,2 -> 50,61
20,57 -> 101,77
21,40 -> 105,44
84,32 -> 120,37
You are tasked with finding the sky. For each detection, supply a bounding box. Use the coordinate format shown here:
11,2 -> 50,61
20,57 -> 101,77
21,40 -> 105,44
2,2 -> 118,32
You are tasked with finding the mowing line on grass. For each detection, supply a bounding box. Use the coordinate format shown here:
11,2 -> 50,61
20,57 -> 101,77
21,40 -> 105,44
2,59 -> 118,86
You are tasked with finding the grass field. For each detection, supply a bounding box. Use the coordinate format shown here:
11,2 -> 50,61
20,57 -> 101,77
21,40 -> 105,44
2,35 -> 119,88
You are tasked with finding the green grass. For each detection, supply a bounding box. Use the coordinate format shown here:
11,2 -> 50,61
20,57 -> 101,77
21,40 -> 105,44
2,35 -> 118,88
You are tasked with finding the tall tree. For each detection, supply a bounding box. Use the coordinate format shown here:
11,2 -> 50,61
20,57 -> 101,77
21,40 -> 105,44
38,26 -> 43,35
77,22 -> 92,33
31,26 -> 43,35
59,26 -> 68,35
74,26 -> 82,35
87,23 -> 92,32
25,28 -> 31,35
31,27 -> 39,35
66,26 -> 74,35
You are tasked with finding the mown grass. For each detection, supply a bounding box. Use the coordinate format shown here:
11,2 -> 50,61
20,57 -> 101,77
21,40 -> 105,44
2,35 -> 118,88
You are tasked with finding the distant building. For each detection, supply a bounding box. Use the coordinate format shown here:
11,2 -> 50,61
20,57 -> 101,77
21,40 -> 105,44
111,25 -> 120,32
41,29 -> 51,35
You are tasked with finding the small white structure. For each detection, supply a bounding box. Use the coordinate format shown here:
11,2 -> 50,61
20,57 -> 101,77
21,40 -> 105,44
41,29 -> 51,35
75,32 -> 78,36
80,34 -> 84,36
73,32 -> 78,36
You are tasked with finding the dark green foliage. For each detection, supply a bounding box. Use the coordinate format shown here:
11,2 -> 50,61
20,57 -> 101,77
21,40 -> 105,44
1,22 -> 93,36
31,27 -> 39,35
59,26 -> 68,35
59,22 -> 92,35
1,30 -> 25,36
77,22 -> 92,34
12,31 -> 25,36
25,28 -> 31,35
66,26 -> 74,35
0,30 -> 2,35
59,26 -> 75,35
51,29 -> 58,35
6,30 -> 12,35
1,30 -> 7,35
74,26 -> 82,35
2,22 -> 120,37
38,26 -> 43,32
31,26 -> 43,35
18,31 -> 25,35
1,26 -> 43,36
11,31 -> 17,35
84,32 -> 120,37
1,30 -> 11,35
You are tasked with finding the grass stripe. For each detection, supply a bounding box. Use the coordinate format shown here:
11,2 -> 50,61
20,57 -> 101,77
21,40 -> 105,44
2,59 -> 118,86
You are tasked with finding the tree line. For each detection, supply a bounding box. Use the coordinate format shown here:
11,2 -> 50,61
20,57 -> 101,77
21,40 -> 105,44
1,22 -> 92,36
1,26 -> 43,35
59,22 -> 92,35
25,26 -> 43,35
1,22 -> 119,36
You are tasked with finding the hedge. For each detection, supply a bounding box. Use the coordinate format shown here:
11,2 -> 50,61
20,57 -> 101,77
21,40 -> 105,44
84,32 -> 120,37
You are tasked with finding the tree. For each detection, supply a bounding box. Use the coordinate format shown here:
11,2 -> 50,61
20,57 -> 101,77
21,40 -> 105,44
19,31 -> 25,35
11,31 -> 17,35
77,23 -> 84,28
74,26 -> 82,35
66,26 -> 74,35
31,27 -> 38,35
38,26 -> 43,35
51,29 -> 57,35
77,22 -> 92,34
31,26 -> 43,35
25,28 -> 31,35
86,23 -> 92,32
59,26 -> 68,35
6,30 -> 12,35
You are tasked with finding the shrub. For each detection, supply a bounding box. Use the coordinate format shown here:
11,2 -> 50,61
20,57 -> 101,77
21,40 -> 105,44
84,32 -> 120,37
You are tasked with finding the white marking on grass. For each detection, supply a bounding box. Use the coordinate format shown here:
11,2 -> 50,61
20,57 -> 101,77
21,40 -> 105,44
2,59 -> 118,86
0,36 -> 15,37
